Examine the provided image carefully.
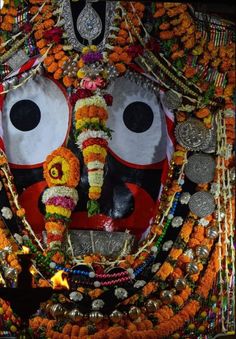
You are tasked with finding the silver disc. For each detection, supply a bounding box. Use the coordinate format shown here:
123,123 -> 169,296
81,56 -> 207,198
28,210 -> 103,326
175,118 -> 210,151
185,154 -> 216,184
162,90 -> 182,110
188,191 -> 215,218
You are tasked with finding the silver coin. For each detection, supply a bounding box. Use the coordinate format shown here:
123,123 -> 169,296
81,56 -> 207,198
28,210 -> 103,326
185,154 -> 216,184
175,118 -> 211,151
162,90 -> 182,110
189,191 -> 215,218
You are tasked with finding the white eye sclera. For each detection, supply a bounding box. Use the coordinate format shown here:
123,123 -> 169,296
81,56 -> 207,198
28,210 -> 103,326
2,75 -> 70,167
107,77 -> 167,167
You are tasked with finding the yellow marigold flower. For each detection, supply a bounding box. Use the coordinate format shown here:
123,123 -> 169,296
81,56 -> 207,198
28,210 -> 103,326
46,205 -> 72,218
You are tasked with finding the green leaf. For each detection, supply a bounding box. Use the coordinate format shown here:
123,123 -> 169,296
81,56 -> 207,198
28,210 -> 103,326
87,200 -> 100,216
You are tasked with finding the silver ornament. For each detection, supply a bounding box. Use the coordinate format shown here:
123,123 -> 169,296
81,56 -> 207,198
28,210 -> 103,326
160,290 -> 174,304
195,245 -> 209,259
92,299 -> 105,311
69,291 -> 83,302
185,154 -> 215,184
174,278 -> 187,291
110,310 -> 123,323
171,216 -> 183,228
68,309 -> 83,322
145,299 -> 161,313
128,306 -> 141,320
186,262 -> 199,274
50,304 -> 65,318
114,287 -> 128,300
89,311 -> 104,323
175,118 -> 211,151
162,90 -> 182,110
189,191 -> 215,218
184,248 -> 194,260
206,226 -> 219,239
179,192 -> 191,204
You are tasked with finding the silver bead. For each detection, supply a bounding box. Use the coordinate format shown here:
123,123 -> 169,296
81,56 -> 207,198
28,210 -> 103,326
186,262 -> 199,274
145,299 -> 161,313
92,299 -> 104,311
50,304 -> 64,318
128,306 -> 141,320
206,226 -> 219,239
160,290 -> 174,304
184,249 -> 194,260
114,287 -> 128,300
68,309 -> 83,322
69,291 -> 83,302
109,310 -> 123,323
174,278 -> 187,291
171,216 -> 183,228
89,311 -> 104,323
195,245 -> 209,259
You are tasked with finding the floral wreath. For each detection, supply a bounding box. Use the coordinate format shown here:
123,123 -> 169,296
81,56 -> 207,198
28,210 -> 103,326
0,1 -> 235,338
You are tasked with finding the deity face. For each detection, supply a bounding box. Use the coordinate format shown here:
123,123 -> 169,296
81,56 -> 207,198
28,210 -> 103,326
0,72 -> 169,239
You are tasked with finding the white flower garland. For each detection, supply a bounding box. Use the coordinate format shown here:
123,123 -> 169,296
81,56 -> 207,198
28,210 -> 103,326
42,186 -> 79,204
76,130 -> 110,149
75,95 -> 107,111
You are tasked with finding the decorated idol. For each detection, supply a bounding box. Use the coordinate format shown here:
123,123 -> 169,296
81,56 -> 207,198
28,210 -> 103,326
0,1 -> 235,338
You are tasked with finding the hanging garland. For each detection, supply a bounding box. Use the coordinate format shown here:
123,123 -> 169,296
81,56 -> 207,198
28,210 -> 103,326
0,1 -> 235,338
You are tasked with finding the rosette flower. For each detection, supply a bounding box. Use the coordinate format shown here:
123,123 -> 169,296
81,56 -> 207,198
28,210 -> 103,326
42,147 -> 80,249
74,95 -> 112,216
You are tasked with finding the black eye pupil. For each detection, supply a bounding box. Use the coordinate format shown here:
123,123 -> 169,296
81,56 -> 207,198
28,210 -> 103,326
10,99 -> 41,132
123,101 -> 154,133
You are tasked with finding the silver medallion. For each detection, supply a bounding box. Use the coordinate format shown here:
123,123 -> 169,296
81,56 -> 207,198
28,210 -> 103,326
162,90 -> 182,110
185,154 -> 216,184
77,3 -> 102,45
175,118 -> 211,151
188,191 -> 215,218
62,0 -> 117,51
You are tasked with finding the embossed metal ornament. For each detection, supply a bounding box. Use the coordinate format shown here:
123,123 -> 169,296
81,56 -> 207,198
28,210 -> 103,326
110,310 -> 123,323
68,309 -> 84,322
145,299 -> 161,313
128,306 -> 141,320
175,118 -> 211,151
162,90 -> 182,110
89,311 -> 104,323
171,216 -> 183,228
179,192 -> 191,204
195,245 -> 209,259
62,0 -> 116,51
174,278 -> 187,291
92,299 -> 105,311
186,262 -> 199,274
189,191 -> 215,218
206,226 -> 219,239
69,291 -> 83,302
76,3 -> 102,44
185,154 -> 215,184
114,287 -> 128,300
50,304 -> 64,318
160,290 -> 174,304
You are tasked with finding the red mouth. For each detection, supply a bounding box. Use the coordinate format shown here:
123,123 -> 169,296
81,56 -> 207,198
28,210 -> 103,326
19,182 -> 156,239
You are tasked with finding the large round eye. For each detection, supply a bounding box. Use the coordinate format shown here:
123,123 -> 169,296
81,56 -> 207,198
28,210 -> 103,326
106,77 -> 167,168
1,75 -> 71,167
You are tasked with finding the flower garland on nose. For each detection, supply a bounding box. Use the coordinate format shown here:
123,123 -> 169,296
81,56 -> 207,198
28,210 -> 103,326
42,147 -> 80,252
74,46 -> 113,216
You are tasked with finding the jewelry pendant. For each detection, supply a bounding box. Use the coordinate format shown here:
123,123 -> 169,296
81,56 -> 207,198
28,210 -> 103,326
76,2 -> 102,45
